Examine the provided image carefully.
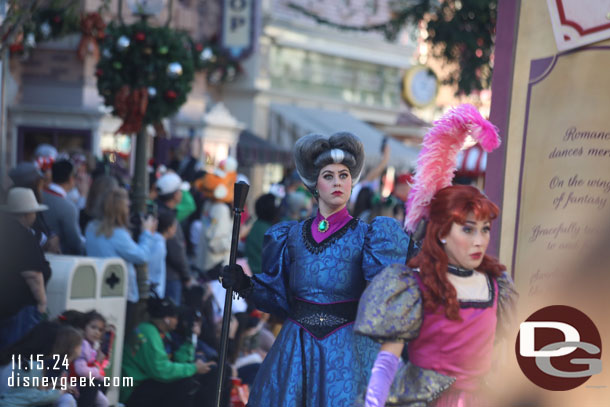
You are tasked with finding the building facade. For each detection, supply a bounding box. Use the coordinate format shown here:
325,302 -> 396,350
3,0 -> 433,197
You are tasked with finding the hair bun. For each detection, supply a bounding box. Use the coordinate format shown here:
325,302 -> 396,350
294,132 -> 364,191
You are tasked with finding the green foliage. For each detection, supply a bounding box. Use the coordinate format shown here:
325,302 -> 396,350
6,0 -> 80,54
28,1 -> 80,40
426,0 -> 497,95
96,22 -> 196,125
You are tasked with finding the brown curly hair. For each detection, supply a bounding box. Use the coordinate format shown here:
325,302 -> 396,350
407,185 -> 506,320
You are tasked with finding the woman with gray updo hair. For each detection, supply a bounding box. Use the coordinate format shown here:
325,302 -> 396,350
221,131 -> 410,406
294,132 -> 365,194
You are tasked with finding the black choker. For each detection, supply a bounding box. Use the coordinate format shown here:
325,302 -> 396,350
447,265 -> 474,277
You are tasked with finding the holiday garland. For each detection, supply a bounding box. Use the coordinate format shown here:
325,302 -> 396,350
288,0 -> 496,96
9,3 -> 80,55
287,1 -> 430,42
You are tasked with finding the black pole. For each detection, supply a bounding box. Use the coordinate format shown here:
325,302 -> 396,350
379,136 -> 388,197
131,129 -> 149,214
214,181 -> 249,407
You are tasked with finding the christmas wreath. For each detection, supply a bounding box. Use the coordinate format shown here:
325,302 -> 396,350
96,22 -> 196,133
8,3 -> 245,134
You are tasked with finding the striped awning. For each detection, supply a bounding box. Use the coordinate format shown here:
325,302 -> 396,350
455,144 -> 487,177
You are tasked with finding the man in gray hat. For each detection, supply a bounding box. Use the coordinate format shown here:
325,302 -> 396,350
0,187 -> 52,350
9,162 -> 60,253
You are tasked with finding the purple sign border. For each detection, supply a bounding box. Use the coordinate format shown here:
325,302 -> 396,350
486,0 -> 521,262
510,45 -> 610,276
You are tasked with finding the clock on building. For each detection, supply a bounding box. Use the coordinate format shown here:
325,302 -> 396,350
402,65 -> 438,108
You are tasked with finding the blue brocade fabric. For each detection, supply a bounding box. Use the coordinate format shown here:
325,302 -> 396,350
247,217 -> 410,407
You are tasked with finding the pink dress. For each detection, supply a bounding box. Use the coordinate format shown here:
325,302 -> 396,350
354,264 -> 517,406
408,276 -> 498,406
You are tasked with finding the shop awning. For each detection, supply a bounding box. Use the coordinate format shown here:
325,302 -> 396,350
455,144 -> 487,177
236,130 -> 293,166
269,104 -> 419,171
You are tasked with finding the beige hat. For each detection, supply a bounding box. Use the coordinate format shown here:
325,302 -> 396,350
1,187 -> 48,213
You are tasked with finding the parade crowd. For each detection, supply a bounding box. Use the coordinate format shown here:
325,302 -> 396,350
0,105 -> 517,407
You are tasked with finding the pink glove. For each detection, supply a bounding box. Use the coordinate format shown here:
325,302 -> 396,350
365,351 -> 400,407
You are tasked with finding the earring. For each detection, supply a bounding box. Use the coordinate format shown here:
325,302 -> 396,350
440,239 -> 446,244
313,189 -> 319,198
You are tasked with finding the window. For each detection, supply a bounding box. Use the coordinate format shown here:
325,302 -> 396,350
18,127 -> 91,161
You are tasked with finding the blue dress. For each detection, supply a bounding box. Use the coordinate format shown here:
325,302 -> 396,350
247,216 -> 410,407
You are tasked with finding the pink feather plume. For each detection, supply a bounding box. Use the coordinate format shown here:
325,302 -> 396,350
404,104 -> 501,233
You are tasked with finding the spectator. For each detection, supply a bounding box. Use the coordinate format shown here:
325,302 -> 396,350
349,141 -> 390,210
177,153 -> 204,189
393,172 -> 414,203
0,188 -> 52,350
33,143 -> 57,189
66,153 -> 92,211
79,175 -> 118,234
0,321 -> 82,407
42,159 -> 85,255
182,286 -> 219,357
175,188 -> 196,224
195,159 -> 238,276
120,297 -> 213,407
352,186 -> 375,223
282,190 -> 312,222
59,310 -> 109,407
195,159 -> 248,317
85,187 -> 156,331
277,171 -> 305,220
155,172 -> 192,306
9,162 -> 60,253
245,194 -> 280,275
392,199 -> 406,226
166,306 -> 230,407
233,312 -> 273,387
184,170 -> 207,263
148,210 -> 178,299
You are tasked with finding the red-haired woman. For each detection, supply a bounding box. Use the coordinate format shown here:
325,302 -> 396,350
355,185 -> 517,407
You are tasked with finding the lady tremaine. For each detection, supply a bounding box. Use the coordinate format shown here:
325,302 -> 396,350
222,132 -> 410,406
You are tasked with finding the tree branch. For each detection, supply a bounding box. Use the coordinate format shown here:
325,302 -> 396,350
0,0 -> 45,54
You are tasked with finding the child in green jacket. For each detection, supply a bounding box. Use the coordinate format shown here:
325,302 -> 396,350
120,297 -> 213,407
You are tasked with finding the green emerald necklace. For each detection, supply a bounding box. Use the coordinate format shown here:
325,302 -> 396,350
317,219 -> 329,233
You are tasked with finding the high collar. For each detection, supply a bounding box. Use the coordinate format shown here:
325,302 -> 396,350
311,207 -> 352,243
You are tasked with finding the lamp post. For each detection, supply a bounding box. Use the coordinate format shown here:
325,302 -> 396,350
0,1 -> 9,190
117,0 -> 172,213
